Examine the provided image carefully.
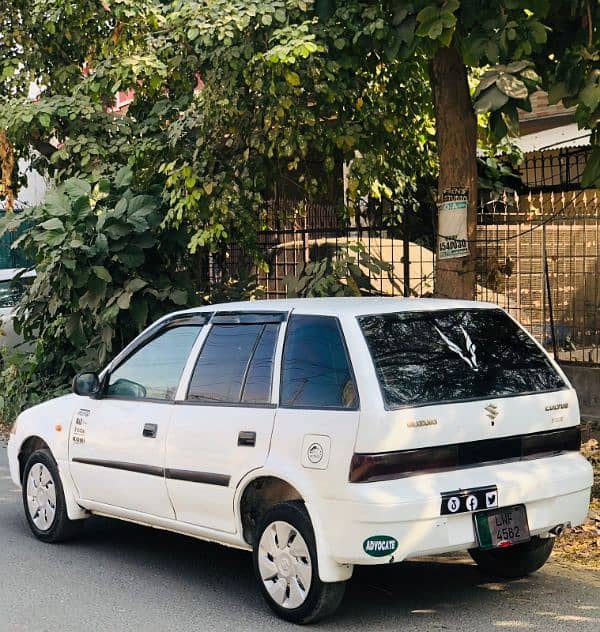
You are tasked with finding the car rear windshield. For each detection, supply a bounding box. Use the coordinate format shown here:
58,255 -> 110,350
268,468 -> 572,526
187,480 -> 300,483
358,308 -> 566,409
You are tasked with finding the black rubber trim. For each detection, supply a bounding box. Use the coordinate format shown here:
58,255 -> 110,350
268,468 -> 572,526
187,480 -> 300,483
71,457 -> 164,477
71,458 -> 230,487
349,426 -> 582,483
210,311 -> 287,324
165,469 -> 230,486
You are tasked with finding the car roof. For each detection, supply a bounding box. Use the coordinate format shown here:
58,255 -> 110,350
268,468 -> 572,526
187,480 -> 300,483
170,297 -> 500,319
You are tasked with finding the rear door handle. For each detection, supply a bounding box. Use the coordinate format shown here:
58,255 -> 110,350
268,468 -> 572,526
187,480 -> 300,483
238,431 -> 256,447
143,423 -> 158,438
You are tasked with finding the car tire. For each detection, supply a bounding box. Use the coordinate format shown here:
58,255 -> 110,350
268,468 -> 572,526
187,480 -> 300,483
22,449 -> 84,543
469,536 -> 555,578
253,500 -> 346,624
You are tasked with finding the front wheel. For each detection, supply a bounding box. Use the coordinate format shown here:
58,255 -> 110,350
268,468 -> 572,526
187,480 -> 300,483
253,501 -> 346,624
469,536 -> 555,578
22,449 -> 84,543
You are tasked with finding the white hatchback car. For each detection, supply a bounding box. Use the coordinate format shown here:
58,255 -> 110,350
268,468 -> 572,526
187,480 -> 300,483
8,298 -> 593,623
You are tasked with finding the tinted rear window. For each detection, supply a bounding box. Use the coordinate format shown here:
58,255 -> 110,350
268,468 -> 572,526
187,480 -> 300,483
358,309 -> 565,409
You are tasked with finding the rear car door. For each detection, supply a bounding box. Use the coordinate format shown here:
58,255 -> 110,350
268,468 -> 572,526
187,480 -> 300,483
69,320 -> 204,518
165,312 -> 283,533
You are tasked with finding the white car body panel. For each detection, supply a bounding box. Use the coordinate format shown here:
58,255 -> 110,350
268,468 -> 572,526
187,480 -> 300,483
7,297 -> 593,584
68,398 -> 176,519
165,404 -> 276,532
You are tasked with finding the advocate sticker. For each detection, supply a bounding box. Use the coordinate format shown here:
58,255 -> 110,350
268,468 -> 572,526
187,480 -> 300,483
363,535 -> 398,557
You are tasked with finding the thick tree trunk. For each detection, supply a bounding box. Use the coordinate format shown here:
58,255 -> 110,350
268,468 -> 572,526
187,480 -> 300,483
430,46 -> 478,300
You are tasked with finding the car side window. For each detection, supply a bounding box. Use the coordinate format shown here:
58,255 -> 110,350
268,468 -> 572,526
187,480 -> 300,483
107,325 -> 201,400
280,314 -> 358,409
187,323 -> 279,405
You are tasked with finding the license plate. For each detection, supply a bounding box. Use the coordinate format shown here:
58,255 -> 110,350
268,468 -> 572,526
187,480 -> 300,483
474,505 -> 530,550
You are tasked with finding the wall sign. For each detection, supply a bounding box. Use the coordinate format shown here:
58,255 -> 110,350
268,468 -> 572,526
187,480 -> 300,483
438,187 -> 469,260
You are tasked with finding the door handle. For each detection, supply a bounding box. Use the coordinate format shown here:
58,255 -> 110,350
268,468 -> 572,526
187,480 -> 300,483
143,423 -> 158,438
238,431 -> 256,447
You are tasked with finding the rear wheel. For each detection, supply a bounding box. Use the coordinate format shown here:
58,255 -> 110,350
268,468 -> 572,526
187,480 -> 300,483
253,501 -> 346,624
469,536 -> 554,578
22,449 -> 83,543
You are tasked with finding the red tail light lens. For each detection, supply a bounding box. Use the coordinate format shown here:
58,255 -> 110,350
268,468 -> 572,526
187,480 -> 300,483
349,446 -> 457,483
350,426 -> 582,483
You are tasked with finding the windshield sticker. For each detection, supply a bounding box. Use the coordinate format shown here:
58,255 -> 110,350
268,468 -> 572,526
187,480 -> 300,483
435,325 -> 479,371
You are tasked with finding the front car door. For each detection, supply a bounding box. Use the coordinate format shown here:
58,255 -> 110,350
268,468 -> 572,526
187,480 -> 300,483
69,317 -> 205,518
165,312 -> 284,533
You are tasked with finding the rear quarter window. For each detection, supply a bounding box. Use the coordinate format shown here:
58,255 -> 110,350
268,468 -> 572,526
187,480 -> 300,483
358,308 -> 565,409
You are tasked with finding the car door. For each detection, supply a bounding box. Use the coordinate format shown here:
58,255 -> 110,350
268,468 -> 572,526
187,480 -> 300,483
69,320 -> 204,518
165,312 -> 284,533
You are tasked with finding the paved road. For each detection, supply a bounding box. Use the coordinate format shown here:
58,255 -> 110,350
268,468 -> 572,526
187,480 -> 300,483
1,443 -> 598,631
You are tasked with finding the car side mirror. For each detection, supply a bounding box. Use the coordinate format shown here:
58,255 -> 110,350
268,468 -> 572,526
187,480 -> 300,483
72,372 -> 101,398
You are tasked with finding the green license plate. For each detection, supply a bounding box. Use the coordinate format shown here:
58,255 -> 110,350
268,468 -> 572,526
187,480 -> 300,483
474,505 -> 531,550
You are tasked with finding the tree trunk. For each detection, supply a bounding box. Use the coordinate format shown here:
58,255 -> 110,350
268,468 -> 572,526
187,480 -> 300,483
430,46 -> 478,299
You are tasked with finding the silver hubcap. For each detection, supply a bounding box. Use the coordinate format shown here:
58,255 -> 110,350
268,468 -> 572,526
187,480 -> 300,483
26,463 -> 57,531
258,520 -> 312,609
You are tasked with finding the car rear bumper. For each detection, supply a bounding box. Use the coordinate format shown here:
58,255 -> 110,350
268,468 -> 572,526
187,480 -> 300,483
317,452 -> 593,565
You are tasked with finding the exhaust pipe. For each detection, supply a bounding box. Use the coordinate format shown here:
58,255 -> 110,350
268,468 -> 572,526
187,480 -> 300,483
549,524 -> 565,537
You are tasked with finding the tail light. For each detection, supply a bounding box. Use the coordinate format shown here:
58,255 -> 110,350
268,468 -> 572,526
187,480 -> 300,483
350,426 -> 582,484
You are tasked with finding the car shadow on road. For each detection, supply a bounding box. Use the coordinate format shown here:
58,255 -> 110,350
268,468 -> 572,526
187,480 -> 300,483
70,515 -> 599,630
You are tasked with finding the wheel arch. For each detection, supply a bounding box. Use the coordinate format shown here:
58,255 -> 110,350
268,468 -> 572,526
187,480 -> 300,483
235,468 -> 353,583
18,435 -> 51,483
238,475 -> 303,547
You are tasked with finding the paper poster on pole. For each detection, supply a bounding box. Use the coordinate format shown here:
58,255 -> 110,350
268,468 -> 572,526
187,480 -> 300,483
438,188 -> 469,259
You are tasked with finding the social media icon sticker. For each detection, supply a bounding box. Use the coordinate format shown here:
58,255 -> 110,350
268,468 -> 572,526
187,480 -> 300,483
465,495 -> 478,511
485,491 -> 498,508
447,496 -> 461,513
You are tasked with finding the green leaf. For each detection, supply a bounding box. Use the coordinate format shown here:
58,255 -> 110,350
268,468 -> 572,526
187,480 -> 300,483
274,9 -> 286,23
170,288 -> 188,305
63,178 -> 91,200
504,60 -> 530,74
92,266 -> 112,283
65,313 -> 85,346
43,191 -> 70,216
474,85 -> 510,113
128,195 -> 158,216
40,218 -> 65,231
130,296 -> 149,328
547,81 -> 569,105
114,166 -> 133,189
187,27 -> 199,41
105,223 -> 130,239
101,326 -> 114,347
117,291 -> 132,310
496,74 -> 528,99
125,277 -> 148,293
315,0 -> 336,22
119,251 -> 145,267
581,147 -> 600,188
579,83 -> 600,112
114,198 -> 128,217
285,71 -> 301,86
474,71 -> 499,97
416,6 -> 439,24
261,13 -> 272,26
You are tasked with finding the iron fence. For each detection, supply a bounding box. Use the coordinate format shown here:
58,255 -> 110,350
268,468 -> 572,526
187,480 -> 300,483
476,188 -> 600,365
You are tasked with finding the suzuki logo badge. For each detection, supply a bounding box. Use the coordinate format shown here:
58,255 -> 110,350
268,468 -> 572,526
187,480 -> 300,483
485,404 -> 499,423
